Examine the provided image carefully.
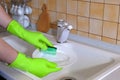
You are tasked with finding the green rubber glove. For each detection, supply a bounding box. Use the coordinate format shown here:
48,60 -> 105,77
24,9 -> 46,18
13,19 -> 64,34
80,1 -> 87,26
7,20 -> 53,50
9,52 -> 62,77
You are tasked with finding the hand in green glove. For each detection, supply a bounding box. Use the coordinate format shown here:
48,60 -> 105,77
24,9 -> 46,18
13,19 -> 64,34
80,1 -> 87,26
7,20 -> 53,50
10,52 -> 62,77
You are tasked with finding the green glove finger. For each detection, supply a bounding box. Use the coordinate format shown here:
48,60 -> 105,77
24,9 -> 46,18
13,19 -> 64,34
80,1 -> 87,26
38,34 -> 53,47
46,61 -> 57,68
47,67 -> 62,74
35,41 -> 47,50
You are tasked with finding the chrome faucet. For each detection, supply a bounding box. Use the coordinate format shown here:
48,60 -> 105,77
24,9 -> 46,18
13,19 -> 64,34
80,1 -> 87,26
56,19 -> 73,43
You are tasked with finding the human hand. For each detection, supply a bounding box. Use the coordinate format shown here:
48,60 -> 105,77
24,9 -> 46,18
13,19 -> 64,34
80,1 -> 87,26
20,31 -> 53,50
7,20 -> 53,50
10,52 -> 62,77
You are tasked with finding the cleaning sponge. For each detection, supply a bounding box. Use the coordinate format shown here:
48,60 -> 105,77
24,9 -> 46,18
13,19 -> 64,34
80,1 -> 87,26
41,46 -> 57,55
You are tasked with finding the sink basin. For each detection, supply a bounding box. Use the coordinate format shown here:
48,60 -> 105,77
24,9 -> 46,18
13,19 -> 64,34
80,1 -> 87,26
2,35 -> 120,80
41,40 -> 119,80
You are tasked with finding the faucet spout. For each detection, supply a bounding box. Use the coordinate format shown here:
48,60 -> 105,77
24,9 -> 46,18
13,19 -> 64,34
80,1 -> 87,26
56,19 -> 73,43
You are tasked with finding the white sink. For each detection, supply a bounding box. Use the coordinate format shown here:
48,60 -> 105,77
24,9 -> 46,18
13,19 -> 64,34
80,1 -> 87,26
41,40 -> 120,80
2,34 -> 120,80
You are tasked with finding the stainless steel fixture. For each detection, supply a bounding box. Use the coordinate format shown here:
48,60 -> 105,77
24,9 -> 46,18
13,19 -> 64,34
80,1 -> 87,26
57,19 -> 73,43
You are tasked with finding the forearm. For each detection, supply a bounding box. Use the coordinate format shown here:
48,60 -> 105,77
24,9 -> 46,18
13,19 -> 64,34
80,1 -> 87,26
0,5 -> 12,28
0,38 -> 18,64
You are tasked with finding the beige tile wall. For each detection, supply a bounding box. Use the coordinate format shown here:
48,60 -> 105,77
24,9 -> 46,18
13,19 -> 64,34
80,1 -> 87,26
29,0 -> 120,45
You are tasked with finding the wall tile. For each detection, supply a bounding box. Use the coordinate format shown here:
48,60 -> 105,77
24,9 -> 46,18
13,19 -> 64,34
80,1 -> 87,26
46,0 -> 56,11
31,8 -> 40,20
56,0 -> 67,13
78,1 -> 90,17
31,19 -> 37,24
38,0 -> 45,9
104,4 -> 119,22
27,1 -> 32,6
72,0 -> 90,2
71,29 -> 77,34
67,14 -> 77,29
78,16 -> 89,32
102,37 -> 116,44
31,0 -> 39,8
48,11 -> 57,23
81,0 -> 91,1
67,0 -> 77,15
103,21 -> 118,39
78,31 -> 89,37
56,13 -> 67,21
117,40 -> 120,45
89,34 -> 101,40
91,0 -> 104,3
119,9 -> 120,23
90,19 -> 103,35
117,24 -> 120,40
90,3 -> 104,20
105,0 -> 120,5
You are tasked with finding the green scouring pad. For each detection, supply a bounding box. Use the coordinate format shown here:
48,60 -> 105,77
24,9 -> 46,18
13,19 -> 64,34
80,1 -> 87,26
41,46 -> 57,55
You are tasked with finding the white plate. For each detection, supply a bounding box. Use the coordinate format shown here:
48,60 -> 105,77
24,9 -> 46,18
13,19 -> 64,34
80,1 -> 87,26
32,49 -> 71,67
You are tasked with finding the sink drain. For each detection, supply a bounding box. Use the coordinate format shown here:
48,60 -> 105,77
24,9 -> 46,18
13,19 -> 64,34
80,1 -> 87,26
60,76 -> 76,80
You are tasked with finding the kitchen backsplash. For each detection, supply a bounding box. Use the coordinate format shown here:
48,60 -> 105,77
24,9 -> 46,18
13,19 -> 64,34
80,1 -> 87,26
13,0 -> 120,45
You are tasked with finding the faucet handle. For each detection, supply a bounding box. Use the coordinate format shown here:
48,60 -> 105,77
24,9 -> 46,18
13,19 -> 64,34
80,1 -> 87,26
63,22 -> 68,27
57,19 -> 65,27
67,25 -> 73,30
